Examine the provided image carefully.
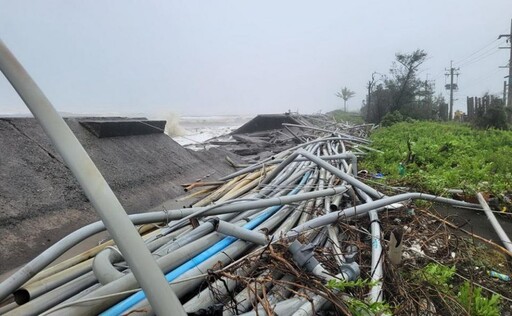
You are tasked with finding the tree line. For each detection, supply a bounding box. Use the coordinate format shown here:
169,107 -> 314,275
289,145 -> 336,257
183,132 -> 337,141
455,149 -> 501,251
336,49 -> 509,129
360,49 -> 449,125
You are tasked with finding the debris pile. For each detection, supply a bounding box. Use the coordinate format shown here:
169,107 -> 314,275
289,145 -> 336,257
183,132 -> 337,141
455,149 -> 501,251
184,113 -> 376,161
2,116 -> 511,316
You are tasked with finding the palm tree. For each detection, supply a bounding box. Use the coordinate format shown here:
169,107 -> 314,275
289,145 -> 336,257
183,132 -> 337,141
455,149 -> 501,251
335,87 -> 355,112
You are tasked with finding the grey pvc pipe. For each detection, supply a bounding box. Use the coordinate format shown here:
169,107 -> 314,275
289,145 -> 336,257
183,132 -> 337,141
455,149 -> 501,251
288,193 -> 483,238
477,193 -> 512,253
183,262 -> 258,313
219,137 -> 349,181
295,149 -> 375,197
290,272 -> 347,316
0,185 -> 345,302
327,226 -> 345,265
172,185 -> 348,219
355,188 -> 384,303
182,195 -> 311,314
216,220 -> 268,246
92,249 -> 124,285
238,297 -> 309,316
93,223 -> 206,285
261,149 -> 366,199
14,259 -> 92,305
290,294 -> 328,316
0,39 -> 185,316
329,194 -> 343,212
0,212 -> 172,302
126,197 -> 300,315
49,232 -> 224,316
153,219 -> 217,257
0,302 -> 18,315
282,123 -> 371,144
5,272 -> 97,316
223,270 -> 277,315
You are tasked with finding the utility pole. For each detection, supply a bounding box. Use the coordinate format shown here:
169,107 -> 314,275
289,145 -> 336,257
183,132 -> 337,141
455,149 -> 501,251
504,81 -> 508,105
498,18 -> 512,107
445,61 -> 459,120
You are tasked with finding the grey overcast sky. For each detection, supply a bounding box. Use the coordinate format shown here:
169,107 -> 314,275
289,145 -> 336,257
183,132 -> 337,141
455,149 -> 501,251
0,1 -> 510,116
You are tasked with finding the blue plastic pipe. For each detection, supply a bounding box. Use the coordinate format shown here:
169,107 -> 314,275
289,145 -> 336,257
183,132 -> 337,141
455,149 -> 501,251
101,172 -> 311,315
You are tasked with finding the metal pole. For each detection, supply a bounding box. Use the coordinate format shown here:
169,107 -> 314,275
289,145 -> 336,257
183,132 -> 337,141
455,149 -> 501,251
0,38 -> 185,316
508,18 -> 512,107
449,61 -> 454,120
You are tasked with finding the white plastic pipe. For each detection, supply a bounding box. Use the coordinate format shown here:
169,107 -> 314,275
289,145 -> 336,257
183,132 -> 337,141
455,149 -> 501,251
477,193 -> 512,253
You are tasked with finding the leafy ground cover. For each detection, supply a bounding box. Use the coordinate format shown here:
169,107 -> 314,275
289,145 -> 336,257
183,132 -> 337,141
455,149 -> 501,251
362,121 -> 512,199
329,110 -> 365,125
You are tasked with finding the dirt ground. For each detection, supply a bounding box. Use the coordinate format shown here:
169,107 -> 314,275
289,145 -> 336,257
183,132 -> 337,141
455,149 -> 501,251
0,117 -> 240,273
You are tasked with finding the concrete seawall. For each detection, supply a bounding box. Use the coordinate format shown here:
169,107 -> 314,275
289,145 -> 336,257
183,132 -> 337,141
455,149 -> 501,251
0,117 -> 238,272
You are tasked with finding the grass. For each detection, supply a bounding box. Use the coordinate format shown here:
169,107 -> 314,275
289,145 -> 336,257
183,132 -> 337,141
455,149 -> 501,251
328,110 -> 365,125
362,121 -> 512,196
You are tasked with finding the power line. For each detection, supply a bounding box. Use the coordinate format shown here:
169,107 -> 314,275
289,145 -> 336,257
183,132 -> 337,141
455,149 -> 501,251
453,38 -> 502,66
456,43 -> 504,68
458,48 -> 500,67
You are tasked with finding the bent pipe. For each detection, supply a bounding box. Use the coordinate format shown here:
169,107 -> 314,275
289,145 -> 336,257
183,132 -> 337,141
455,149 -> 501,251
0,185 -> 345,302
295,149 -> 375,198
183,262 -> 259,313
166,165 -> 312,234
49,232 -> 225,316
0,39 -> 184,316
104,173 -> 312,315
216,220 -> 268,246
477,193 -> 512,253
183,197 -> 308,313
0,213 -> 168,302
93,220 -> 215,285
53,196 -> 300,315
288,193 -> 483,238
219,137 -> 351,181
260,149 -> 369,198
190,197 -> 313,314
121,202 -> 299,316
223,154 -> 359,182
92,249 -> 124,285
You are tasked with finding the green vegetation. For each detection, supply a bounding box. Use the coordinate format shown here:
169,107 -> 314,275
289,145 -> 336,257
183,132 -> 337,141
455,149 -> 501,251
362,50 -> 449,124
417,263 -> 456,289
458,281 -> 501,316
327,279 -> 392,315
410,263 -> 501,315
329,110 -> 365,125
327,278 -> 378,292
362,121 -> 512,195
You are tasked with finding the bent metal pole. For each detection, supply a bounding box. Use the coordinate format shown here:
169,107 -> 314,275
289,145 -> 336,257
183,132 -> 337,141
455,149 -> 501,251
0,39 -> 186,316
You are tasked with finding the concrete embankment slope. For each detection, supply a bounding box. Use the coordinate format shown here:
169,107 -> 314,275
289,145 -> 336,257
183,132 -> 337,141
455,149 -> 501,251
0,117 -> 238,273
